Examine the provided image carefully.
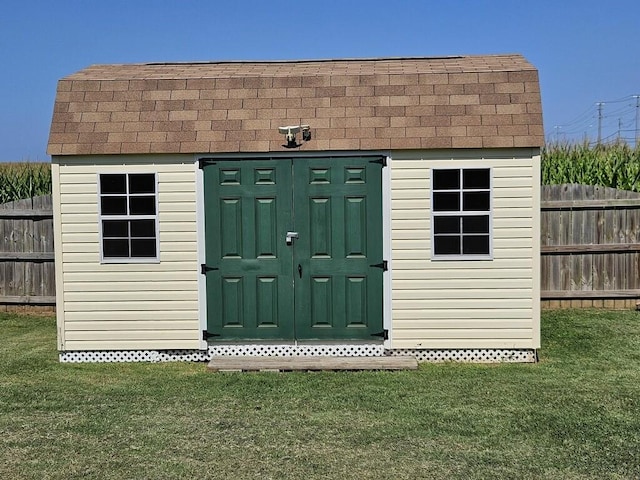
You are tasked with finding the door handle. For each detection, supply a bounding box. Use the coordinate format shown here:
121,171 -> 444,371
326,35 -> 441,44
298,264 -> 302,278
286,231 -> 299,245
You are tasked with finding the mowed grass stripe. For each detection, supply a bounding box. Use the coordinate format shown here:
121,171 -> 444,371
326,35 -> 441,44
0,310 -> 639,479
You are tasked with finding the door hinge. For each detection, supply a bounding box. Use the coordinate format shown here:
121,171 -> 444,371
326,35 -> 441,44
201,264 -> 219,274
371,260 -> 388,271
198,157 -> 217,169
203,330 -> 220,340
371,329 -> 389,340
369,156 -> 387,167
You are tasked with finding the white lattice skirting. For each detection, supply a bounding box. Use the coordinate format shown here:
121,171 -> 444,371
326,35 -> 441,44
59,345 -> 537,363
387,348 -> 537,363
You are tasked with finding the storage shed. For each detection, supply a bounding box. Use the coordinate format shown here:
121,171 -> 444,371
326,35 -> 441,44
47,54 -> 543,363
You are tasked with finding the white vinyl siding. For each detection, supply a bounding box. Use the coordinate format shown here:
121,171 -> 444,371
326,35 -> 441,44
53,155 -> 200,351
390,149 -> 540,349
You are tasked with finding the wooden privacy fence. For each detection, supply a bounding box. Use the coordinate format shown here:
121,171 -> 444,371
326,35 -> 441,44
0,194 -> 55,309
3,187 -> 640,309
541,184 -> 640,308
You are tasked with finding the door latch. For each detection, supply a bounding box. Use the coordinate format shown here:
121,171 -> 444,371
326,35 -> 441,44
285,231 -> 299,245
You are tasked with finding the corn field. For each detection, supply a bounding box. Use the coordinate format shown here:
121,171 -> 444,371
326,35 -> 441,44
542,142 -> 640,191
0,162 -> 52,204
1,143 -> 640,203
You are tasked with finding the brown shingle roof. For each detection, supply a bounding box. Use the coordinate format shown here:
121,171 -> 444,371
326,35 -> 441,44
47,55 -> 543,155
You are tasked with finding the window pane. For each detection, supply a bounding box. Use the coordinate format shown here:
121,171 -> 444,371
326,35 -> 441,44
101,196 -> 127,215
463,191 -> 490,211
102,220 -> 128,237
129,196 -> 156,215
130,219 -> 156,237
463,215 -> 489,233
433,192 -> 460,212
131,239 -> 157,257
463,169 -> 490,189
129,174 -> 155,194
434,235 -> 461,255
103,239 -> 129,257
100,174 -> 126,194
433,169 -> 460,190
434,216 -> 460,234
463,235 -> 490,255
100,172 -> 158,261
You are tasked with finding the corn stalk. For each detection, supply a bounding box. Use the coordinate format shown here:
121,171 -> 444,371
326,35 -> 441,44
0,162 -> 52,204
542,142 -> 640,191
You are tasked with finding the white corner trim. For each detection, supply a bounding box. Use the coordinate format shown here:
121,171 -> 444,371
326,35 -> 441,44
382,155 -> 392,348
194,156 -> 207,350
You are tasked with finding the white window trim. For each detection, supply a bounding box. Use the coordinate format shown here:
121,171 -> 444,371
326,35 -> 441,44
98,172 -> 160,264
430,167 -> 493,261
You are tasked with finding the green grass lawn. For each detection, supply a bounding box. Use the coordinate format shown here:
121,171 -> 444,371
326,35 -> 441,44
1,310 -> 639,479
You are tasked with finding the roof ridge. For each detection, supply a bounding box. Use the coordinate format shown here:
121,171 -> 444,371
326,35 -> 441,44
86,53 -> 526,69
142,55 -> 511,66
63,54 -> 536,82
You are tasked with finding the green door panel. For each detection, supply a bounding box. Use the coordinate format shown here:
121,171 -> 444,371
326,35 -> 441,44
204,160 -> 293,340
293,158 -> 383,340
204,156 -> 383,341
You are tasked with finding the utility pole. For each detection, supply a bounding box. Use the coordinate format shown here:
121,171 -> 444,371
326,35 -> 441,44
596,102 -> 604,145
618,118 -> 623,142
634,95 -> 640,146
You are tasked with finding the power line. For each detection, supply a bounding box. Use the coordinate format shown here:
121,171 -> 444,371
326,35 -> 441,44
600,94 -> 636,104
548,94 -> 640,146
555,106 -> 597,129
602,106 -> 635,118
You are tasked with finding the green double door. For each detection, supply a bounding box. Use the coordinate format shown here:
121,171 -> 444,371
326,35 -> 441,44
203,156 -> 384,341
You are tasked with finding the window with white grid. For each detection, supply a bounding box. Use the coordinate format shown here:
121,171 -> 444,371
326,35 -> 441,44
431,168 -> 492,260
98,173 -> 159,262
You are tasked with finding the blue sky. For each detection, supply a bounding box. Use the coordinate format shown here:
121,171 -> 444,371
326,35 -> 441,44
1,0 -> 638,161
